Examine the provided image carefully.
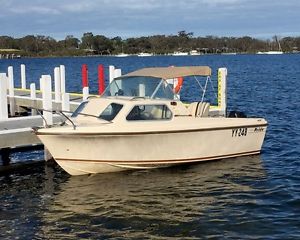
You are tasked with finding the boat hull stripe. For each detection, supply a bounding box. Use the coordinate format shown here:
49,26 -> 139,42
55,150 -> 261,164
36,123 -> 268,136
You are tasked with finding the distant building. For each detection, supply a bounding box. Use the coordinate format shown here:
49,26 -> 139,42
0,49 -> 22,59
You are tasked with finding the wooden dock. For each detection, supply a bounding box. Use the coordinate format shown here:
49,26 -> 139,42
0,64 -> 95,167
0,64 -> 123,169
0,87 -> 84,148
0,114 -> 65,149
11,88 -> 83,112
0,88 -> 82,166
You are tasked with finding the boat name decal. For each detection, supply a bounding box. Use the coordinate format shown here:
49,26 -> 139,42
232,128 -> 247,137
254,127 -> 264,133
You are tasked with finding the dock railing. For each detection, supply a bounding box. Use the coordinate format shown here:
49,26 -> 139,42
0,64 -> 121,164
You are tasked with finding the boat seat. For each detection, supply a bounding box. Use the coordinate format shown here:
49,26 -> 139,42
150,107 -> 163,119
188,102 -> 210,117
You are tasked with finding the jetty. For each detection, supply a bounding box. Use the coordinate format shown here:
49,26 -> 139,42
0,64 -> 122,167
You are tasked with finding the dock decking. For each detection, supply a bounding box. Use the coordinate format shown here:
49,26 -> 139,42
0,64 -> 104,166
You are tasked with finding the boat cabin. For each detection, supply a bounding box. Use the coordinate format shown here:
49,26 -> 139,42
71,66 -> 226,125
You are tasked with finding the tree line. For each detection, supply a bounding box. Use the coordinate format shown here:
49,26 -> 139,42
0,31 -> 300,57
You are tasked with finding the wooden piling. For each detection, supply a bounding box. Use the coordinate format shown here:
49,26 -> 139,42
62,93 -> 70,112
82,87 -> 89,101
54,67 -> 61,102
30,83 -> 37,115
60,65 -> 66,94
41,75 -> 53,126
98,64 -> 105,95
21,64 -> 26,89
0,148 -> 10,166
114,68 -> 122,78
82,64 -> 88,87
217,68 -> 227,116
0,73 -> 8,120
8,66 -> 16,117
109,65 -> 115,83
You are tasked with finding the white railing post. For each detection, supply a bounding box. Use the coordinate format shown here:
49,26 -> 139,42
21,64 -> 26,89
217,68 -> 227,116
7,66 -> 15,116
0,73 -> 8,120
54,67 -> 61,102
39,77 -> 43,91
82,86 -> 89,101
41,75 -> 53,126
30,83 -> 37,99
30,83 -> 37,115
61,93 -> 70,112
109,65 -> 115,83
139,83 -> 145,97
60,65 -> 66,94
114,68 -> 122,78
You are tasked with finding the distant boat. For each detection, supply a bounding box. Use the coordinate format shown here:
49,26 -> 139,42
221,52 -> 237,55
257,51 -> 283,55
172,51 -> 189,56
137,52 -> 153,57
257,50 -> 283,55
115,53 -> 129,57
257,36 -> 283,55
189,50 -> 202,56
267,51 -> 283,55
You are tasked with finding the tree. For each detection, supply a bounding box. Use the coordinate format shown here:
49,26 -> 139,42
81,32 -> 94,50
65,35 -> 80,49
18,35 -> 38,53
93,35 -> 113,54
1,31 -> 297,56
0,36 -> 16,49
178,30 -> 194,38
111,36 -> 123,53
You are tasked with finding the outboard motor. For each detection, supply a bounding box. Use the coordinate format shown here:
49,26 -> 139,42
228,110 -> 247,118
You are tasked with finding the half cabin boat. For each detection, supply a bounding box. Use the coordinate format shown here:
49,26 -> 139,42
34,66 -> 267,175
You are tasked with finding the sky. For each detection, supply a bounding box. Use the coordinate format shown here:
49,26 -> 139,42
0,0 -> 300,40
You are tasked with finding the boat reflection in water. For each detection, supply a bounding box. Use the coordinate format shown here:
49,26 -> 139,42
40,156 -> 266,239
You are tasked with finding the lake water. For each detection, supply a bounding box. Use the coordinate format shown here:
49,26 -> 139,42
0,54 -> 300,239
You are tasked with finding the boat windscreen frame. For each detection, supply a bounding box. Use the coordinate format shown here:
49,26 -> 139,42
101,76 -> 179,100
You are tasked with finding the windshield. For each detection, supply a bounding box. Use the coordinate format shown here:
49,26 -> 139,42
102,76 -> 176,100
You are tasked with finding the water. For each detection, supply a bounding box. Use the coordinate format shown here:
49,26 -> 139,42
0,54 -> 300,239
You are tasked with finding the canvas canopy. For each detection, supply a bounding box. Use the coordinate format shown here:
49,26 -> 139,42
119,66 -> 212,80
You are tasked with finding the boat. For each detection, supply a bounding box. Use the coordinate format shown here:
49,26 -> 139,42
137,52 -> 153,57
115,53 -> 129,57
257,36 -> 283,54
172,51 -> 189,56
257,51 -> 283,55
189,50 -> 202,56
34,66 -> 268,175
221,52 -> 237,55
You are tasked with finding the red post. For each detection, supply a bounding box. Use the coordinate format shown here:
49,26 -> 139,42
82,64 -> 88,88
98,64 -> 105,95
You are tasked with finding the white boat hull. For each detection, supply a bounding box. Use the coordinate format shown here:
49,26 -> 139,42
37,124 -> 267,175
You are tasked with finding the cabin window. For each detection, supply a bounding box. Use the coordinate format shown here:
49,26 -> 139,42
126,105 -> 172,121
99,103 -> 123,121
71,101 -> 88,117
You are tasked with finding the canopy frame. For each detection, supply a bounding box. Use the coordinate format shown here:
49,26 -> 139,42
118,66 -> 212,80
